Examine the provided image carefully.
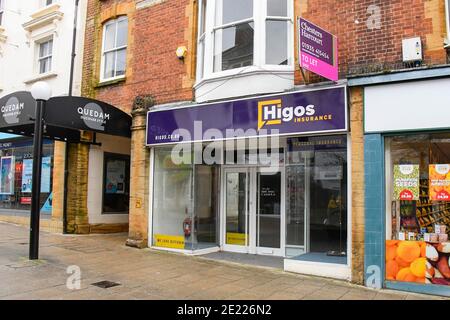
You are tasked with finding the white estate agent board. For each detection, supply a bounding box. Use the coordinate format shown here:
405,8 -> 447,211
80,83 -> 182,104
364,78 -> 450,133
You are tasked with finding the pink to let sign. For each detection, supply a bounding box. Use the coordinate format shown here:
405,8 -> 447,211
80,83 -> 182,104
299,18 -> 338,82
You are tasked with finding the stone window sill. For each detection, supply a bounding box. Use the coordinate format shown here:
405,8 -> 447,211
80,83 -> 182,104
95,77 -> 126,88
24,71 -> 58,85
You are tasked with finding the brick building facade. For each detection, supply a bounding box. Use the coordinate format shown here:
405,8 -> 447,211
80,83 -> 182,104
77,0 -> 450,294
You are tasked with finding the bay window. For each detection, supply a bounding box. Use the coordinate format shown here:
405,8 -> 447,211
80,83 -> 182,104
196,0 -> 293,86
213,0 -> 254,72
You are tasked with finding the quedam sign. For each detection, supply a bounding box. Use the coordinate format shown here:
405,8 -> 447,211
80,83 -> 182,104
299,18 -> 338,81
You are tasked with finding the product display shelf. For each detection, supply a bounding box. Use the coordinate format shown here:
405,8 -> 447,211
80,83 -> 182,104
415,179 -> 450,234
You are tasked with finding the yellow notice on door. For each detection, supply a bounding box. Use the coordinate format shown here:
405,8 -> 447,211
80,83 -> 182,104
155,234 -> 185,249
226,233 -> 246,246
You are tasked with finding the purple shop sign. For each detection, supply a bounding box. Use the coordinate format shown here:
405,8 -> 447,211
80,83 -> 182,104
299,18 -> 338,81
146,86 -> 347,146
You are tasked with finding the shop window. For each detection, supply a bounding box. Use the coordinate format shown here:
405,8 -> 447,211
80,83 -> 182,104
102,153 -> 130,214
152,147 -> 219,251
197,0 -> 293,79
38,38 -> 53,74
100,16 -> 128,82
0,139 -> 54,215
385,134 -> 450,287
286,136 -> 348,261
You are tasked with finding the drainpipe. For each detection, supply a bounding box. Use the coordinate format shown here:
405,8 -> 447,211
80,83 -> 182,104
63,0 -> 80,233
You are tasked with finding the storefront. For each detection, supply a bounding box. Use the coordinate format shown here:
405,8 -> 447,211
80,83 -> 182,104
146,85 -> 352,279
0,136 -> 54,217
0,91 -> 132,233
363,75 -> 450,297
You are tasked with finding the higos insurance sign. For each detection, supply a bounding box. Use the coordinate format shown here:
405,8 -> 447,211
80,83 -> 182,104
299,18 -> 338,81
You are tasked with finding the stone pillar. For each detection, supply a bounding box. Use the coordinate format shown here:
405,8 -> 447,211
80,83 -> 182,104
66,135 -> 91,234
126,96 -> 154,248
350,87 -> 365,284
51,141 -> 65,221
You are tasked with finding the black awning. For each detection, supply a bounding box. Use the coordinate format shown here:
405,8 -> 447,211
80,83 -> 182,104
0,92 -> 131,142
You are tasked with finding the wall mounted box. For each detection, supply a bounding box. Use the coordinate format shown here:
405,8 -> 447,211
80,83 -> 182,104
402,37 -> 423,62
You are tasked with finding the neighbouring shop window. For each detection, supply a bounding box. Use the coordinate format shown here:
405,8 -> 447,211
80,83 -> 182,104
0,139 -> 54,215
101,16 -> 128,81
152,147 -> 219,251
386,134 -> 450,287
38,38 -> 53,74
102,153 -> 130,214
286,135 -> 347,260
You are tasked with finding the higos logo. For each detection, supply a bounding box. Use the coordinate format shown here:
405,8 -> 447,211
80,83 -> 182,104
257,98 -> 315,130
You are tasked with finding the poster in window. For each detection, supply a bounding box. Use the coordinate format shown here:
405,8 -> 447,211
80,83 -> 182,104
0,156 -> 15,195
105,160 -> 126,194
40,157 -> 51,193
21,157 -> 52,193
393,165 -> 419,201
21,159 -> 33,193
429,164 -> 450,201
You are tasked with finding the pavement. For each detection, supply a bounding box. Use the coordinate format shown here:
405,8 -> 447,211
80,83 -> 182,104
0,222 -> 447,300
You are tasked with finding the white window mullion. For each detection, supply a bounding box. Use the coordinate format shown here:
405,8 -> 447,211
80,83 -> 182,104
214,0 -> 223,73
255,0 -> 266,68
288,0 -> 294,66
205,0 -> 216,77
113,19 -> 119,77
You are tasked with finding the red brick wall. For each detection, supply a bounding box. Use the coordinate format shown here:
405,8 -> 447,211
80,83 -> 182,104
82,0 -> 195,113
131,1 -> 194,105
82,0 -> 449,106
295,0 -> 448,83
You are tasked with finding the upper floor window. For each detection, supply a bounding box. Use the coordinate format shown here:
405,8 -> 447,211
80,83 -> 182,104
100,16 -> 128,82
38,38 -> 53,74
196,0 -> 293,81
0,0 -> 4,26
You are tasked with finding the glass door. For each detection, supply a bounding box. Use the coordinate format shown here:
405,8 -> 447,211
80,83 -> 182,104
256,170 -> 283,256
222,167 -> 284,256
223,168 -> 249,253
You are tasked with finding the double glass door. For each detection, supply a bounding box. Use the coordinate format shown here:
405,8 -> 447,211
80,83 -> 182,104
222,167 -> 283,256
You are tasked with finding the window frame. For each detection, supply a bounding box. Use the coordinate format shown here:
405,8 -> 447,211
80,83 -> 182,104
37,37 -> 54,75
99,16 -> 128,83
196,0 -> 294,83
